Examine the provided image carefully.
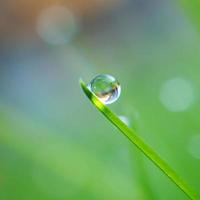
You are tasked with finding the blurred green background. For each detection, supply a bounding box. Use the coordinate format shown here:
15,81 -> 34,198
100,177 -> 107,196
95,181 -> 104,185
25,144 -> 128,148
1,0 -> 200,199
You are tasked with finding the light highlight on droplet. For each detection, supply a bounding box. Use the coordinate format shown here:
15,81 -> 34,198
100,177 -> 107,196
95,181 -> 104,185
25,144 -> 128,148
88,74 -> 121,105
159,77 -> 195,112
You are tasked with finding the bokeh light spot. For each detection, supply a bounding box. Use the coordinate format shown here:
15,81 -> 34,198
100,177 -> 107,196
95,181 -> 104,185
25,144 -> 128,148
36,5 -> 79,45
188,134 -> 200,160
159,77 -> 195,112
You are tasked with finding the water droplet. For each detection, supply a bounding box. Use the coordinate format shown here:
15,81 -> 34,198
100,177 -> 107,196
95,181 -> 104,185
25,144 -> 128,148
118,115 -> 130,126
88,74 -> 121,104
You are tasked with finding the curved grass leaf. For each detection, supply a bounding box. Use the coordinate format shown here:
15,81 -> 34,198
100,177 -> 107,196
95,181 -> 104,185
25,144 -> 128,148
80,79 -> 200,200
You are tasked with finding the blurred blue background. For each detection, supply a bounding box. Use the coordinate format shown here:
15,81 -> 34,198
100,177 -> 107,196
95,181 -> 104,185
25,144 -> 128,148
1,0 -> 200,199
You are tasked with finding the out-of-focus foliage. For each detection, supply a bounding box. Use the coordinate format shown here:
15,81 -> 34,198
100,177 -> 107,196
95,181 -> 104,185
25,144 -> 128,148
180,0 -> 200,33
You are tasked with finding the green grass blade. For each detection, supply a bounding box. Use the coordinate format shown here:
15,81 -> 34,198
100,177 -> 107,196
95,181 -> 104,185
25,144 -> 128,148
180,0 -> 200,34
80,79 -> 200,200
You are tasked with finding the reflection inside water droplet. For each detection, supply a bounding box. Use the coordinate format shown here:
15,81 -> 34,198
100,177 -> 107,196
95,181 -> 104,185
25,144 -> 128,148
88,74 -> 121,104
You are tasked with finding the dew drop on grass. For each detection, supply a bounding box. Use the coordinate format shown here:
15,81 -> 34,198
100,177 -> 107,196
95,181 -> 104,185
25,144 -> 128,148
118,115 -> 130,126
88,74 -> 121,104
